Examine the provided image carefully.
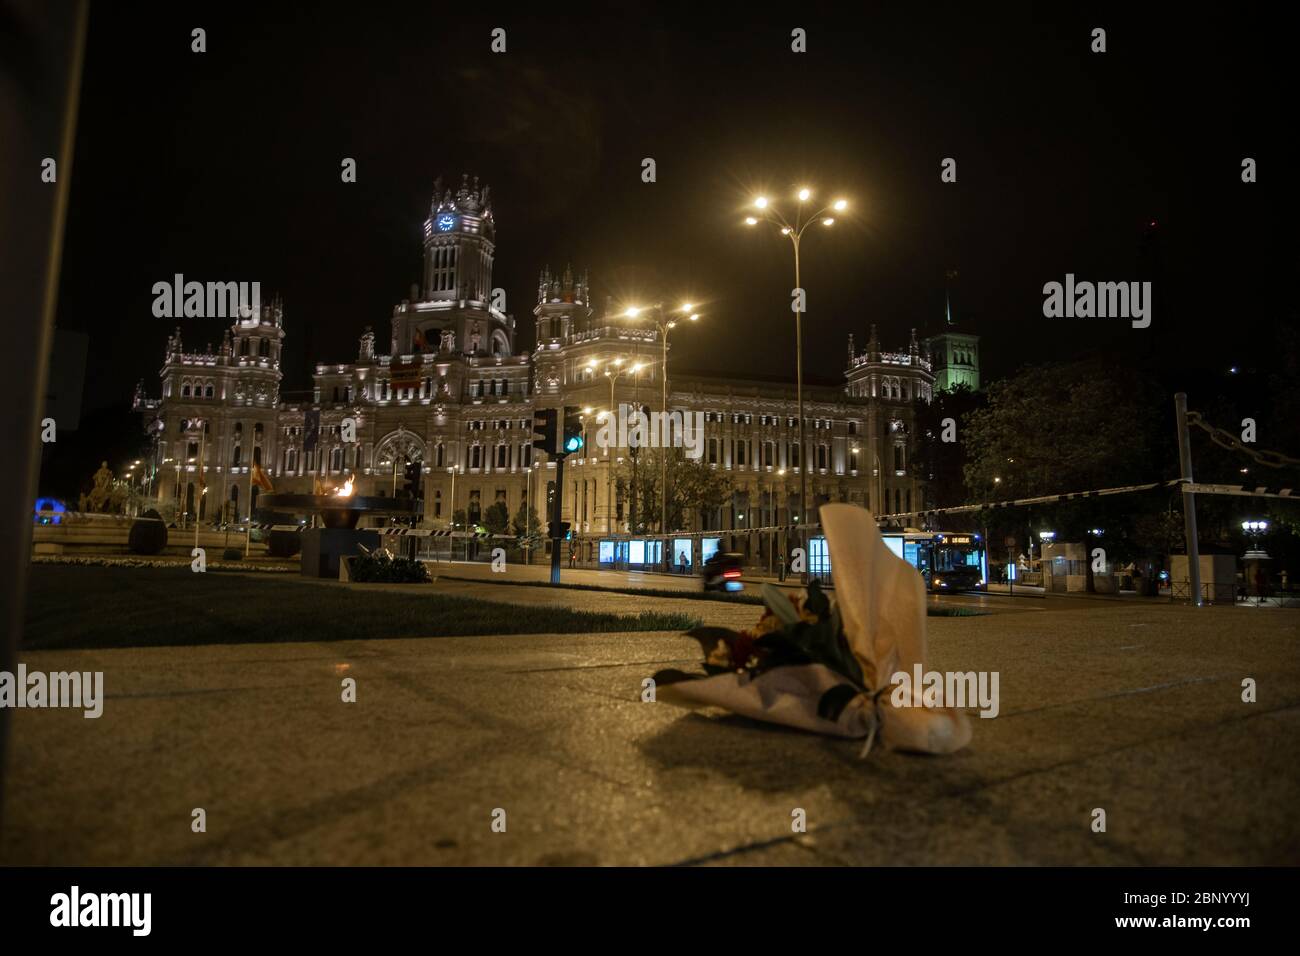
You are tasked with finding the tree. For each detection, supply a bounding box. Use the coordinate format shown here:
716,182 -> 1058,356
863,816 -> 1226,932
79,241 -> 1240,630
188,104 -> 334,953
511,501 -> 542,547
672,454 -> 733,530
962,360 -> 1168,575
482,500 -> 511,536
450,508 -> 467,531
618,449 -> 734,532
913,382 -> 984,509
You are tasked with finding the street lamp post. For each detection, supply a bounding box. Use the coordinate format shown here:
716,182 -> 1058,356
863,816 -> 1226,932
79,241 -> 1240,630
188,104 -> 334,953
598,357 -> 644,534
619,304 -> 698,569
745,188 -> 848,581
193,419 -> 206,551
528,460 -> 541,564
447,464 -> 458,562
1242,519 -> 1271,602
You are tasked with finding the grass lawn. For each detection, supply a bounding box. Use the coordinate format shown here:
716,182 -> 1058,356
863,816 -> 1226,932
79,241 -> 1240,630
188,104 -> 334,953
23,565 -> 701,650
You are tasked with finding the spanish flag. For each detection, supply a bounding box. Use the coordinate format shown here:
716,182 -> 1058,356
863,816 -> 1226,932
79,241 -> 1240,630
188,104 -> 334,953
251,460 -> 274,492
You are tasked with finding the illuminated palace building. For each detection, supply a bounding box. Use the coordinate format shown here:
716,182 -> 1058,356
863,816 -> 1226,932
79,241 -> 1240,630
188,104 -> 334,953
135,176 -> 979,557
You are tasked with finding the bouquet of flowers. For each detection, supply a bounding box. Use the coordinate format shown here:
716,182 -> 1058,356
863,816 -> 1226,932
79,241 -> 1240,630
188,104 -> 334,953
654,503 -> 971,755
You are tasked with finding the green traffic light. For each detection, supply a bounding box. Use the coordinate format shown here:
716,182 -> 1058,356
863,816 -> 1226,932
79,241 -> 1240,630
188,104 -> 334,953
564,435 -> 583,453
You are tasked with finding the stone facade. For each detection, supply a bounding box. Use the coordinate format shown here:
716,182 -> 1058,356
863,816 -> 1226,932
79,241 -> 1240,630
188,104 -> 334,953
135,176 -> 948,533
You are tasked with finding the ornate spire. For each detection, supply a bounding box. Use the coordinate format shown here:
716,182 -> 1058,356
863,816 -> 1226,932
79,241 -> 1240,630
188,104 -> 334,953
945,268 -> 958,326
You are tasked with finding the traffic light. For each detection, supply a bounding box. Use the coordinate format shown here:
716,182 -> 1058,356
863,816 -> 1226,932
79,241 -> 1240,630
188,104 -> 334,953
401,459 -> 422,499
532,408 -> 557,456
562,407 -> 584,454
628,403 -> 650,460
548,520 -> 571,540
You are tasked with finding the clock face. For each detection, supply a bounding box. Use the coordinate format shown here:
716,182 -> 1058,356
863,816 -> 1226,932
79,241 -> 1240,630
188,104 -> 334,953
436,214 -> 456,232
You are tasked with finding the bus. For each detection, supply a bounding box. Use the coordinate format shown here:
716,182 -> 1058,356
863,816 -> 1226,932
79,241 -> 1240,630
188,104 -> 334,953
882,531 -> 987,591
805,529 -> 988,591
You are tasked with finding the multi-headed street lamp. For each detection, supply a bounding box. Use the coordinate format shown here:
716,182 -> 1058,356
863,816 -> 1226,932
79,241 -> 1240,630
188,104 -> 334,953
745,187 -> 847,578
619,303 -> 699,562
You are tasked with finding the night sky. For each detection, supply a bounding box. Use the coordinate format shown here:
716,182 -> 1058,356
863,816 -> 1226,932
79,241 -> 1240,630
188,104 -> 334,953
54,2 -> 1286,429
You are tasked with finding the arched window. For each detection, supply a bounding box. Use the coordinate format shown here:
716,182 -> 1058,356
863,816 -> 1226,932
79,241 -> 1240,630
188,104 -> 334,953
232,445 -> 242,466
239,339 -> 249,357
182,383 -> 191,397
259,338 -> 270,357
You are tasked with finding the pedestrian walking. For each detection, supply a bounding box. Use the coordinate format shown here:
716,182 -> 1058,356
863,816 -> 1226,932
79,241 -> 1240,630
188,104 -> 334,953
777,550 -> 786,582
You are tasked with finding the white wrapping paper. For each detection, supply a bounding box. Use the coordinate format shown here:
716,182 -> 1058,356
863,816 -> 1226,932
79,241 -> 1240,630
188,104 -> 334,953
657,503 -> 971,755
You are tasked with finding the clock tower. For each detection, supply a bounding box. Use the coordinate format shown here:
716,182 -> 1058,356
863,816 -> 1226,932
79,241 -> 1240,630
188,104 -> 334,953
389,174 -> 514,358
422,174 -> 494,303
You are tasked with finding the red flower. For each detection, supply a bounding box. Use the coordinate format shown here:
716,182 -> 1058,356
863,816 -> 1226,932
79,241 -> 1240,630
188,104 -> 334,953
730,631 -> 756,668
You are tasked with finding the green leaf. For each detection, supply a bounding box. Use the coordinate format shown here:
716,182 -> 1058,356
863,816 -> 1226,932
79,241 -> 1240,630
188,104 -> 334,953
762,583 -> 801,626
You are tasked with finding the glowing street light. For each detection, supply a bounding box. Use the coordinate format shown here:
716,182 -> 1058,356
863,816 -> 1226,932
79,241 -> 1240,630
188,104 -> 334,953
617,302 -> 702,555
601,357 -> 644,533
739,185 -> 850,580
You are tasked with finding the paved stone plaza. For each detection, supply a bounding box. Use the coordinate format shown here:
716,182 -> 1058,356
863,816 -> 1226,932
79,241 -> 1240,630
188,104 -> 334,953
3,578 -> 1297,865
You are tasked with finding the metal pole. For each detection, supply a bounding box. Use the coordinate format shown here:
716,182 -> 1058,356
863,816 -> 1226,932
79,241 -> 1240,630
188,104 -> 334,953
660,318 -> 668,566
1174,392 -> 1203,606
607,373 -> 615,533
0,0 -> 89,832
793,234 -> 806,583
550,455 -> 565,584
195,422 -> 205,552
